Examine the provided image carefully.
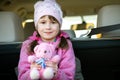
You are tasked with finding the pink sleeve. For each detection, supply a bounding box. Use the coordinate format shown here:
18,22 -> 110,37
18,40 -> 32,80
53,40 -> 76,80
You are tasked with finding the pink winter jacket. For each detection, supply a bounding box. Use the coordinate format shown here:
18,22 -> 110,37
18,31 -> 76,80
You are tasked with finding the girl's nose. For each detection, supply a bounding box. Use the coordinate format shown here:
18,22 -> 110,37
45,23 -> 51,29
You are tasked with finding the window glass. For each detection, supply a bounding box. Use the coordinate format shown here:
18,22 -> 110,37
62,15 -> 98,38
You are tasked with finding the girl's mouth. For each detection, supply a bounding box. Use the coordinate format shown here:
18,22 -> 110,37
45,32 -> 52,34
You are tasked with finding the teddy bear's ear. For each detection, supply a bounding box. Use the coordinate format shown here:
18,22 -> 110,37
48,44 -> 54,53
34,45 -> 39,53
49,44 -> 55,50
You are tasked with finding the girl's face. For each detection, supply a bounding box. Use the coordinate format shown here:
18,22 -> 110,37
37,15 -> 60,42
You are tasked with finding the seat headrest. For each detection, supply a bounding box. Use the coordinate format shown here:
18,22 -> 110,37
97,5 -> 120,38
23,22 -> 35,40
62,30 -> 76,38
0,12 -> 24,42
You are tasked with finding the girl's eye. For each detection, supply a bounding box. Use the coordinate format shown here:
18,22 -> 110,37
51,21 -> 56,24
40,21 -> 46,24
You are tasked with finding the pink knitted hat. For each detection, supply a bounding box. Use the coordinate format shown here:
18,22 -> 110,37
34,0 -> 63,27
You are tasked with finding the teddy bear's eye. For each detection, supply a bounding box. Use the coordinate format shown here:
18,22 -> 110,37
44,50 -> 47,53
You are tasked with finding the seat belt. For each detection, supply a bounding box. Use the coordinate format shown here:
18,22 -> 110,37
88,23 -> 120,37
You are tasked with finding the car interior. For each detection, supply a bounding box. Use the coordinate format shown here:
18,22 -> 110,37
0,0 -> 120,80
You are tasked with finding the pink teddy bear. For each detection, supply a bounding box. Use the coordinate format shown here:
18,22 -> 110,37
28,42 -> 61,80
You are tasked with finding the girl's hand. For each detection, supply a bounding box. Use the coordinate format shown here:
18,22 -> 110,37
46,61 -> 58,75
30,62 -> 41,70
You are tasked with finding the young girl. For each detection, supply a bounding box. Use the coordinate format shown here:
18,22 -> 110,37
18,0 -> 76,80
